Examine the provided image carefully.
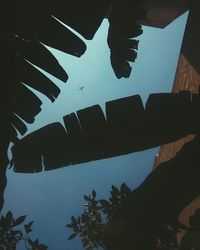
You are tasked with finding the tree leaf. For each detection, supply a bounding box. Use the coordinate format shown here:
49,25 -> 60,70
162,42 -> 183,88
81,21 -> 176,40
71,216 -> 77,225
0,215 -> 8,229
68,233 -> 77,240
39,243 -> 48,250
109,196 -> 119,205
13,215 -> 27,226
5,211 -> 13,226
100,199 -> 110,207
92,190 -> 96,199
81,214 -> 89,224
66,223 -> 73,228
28,238 -> 33,246
120,183 -> 131,195
24,221 -> 33,233
111,185 -> 120,197
84,195 -> 90,201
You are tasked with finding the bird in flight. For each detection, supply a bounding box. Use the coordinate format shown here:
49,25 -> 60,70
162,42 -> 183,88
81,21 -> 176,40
78,85 -> 85,91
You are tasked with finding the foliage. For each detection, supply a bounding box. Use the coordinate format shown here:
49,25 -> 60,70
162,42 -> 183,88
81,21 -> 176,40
0,211 -> 48,250
66,183 -> 131,249
66,182 -> 200,250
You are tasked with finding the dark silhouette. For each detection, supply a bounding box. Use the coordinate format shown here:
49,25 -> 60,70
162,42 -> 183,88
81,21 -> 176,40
0,2 -> 196,169
11,91 -> 200,173
1,0 -> 146,152
0,211 -> 47,250
67,180 -> 200,250
0,0 -> 148,212
8,91 -> 200,245
2,0 -> 110,151
0,1 -> 148,207
107,1 -> 146,78
66,183 -> 131,249
102,135 -> 200,250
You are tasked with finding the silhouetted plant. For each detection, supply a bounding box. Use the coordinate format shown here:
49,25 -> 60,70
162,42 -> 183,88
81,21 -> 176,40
0,211 -> 47,250
66,183 -> 131,249
100,183 -> 131,220
67,181 -> 200,250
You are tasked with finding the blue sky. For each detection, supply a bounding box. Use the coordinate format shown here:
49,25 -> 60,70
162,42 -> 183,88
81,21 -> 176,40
3,12 -> 188,250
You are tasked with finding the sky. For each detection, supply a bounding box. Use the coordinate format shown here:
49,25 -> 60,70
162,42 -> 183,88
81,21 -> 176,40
3,12 -> 188,250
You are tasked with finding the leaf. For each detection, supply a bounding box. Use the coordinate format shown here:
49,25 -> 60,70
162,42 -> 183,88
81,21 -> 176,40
12,229 -> 22,235
81,214 -> 89,224
5,211 -> 13,226
92,190 -> 96,199
38,243 -> 48,250
111,185 -> 120,197
6,211 -> 13,220
84,195 -> 90,201
28,238 -> 33,246
0,215 -> 7,229
66,223 -> 73,228
24,221 -> 34,233
109,196 -> 119,205
71,216 -> 77,225
10,229 -> 23,241
77,217 -> 81,224
120,183 -> 131,195
13,215 -> 27,226
100,199 -> 110,207
68,233 -> 78,240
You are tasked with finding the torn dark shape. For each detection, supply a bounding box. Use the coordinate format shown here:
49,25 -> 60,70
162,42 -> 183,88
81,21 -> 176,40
12,91 -> 200,172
